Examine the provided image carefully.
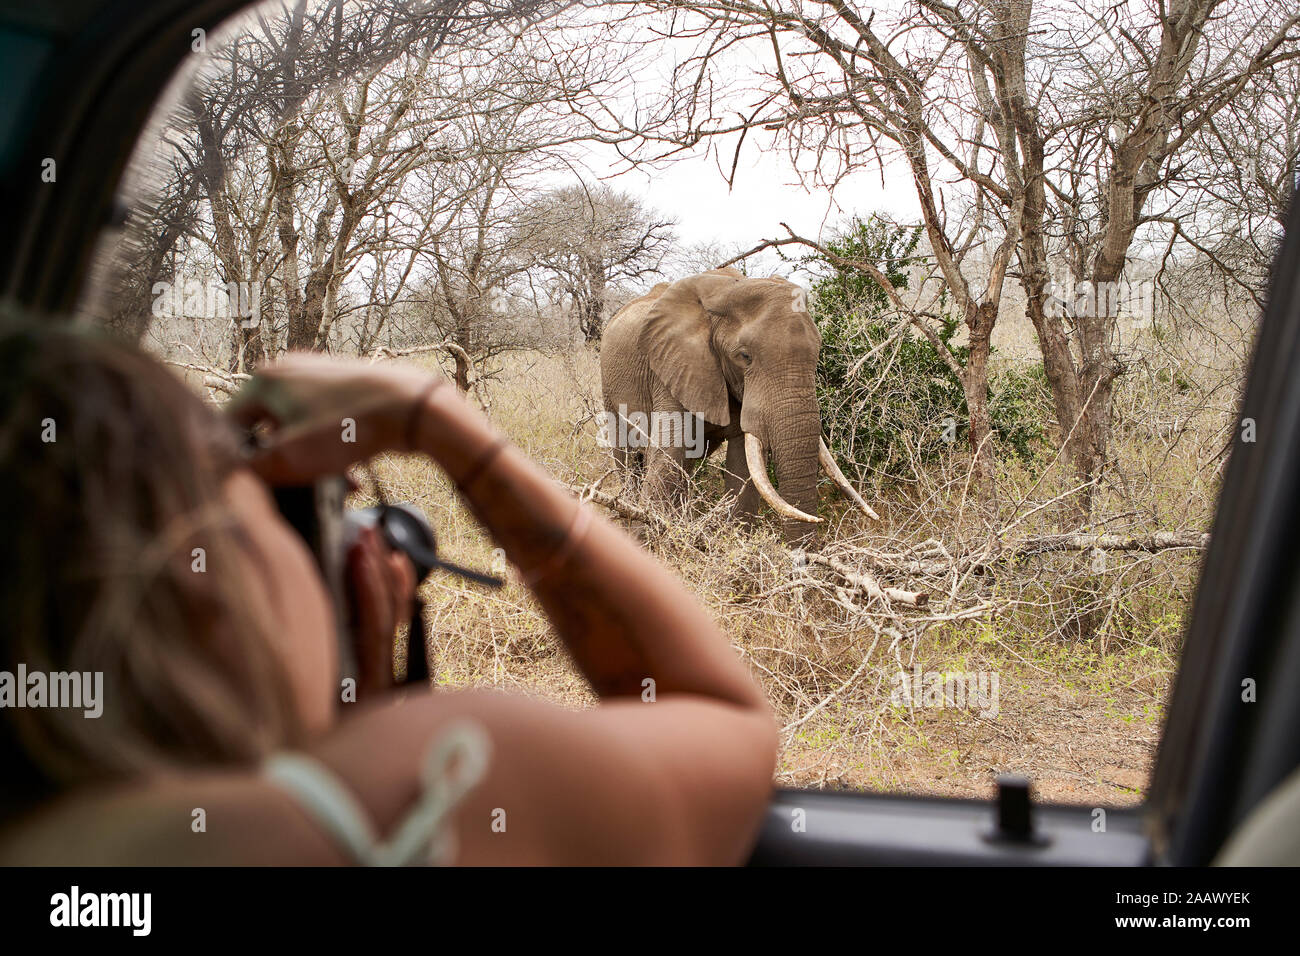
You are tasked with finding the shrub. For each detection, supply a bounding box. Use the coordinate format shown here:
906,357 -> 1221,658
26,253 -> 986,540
807,216 -> 1049,481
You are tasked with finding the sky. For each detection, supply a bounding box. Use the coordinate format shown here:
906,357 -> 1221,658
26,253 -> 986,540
547,9 -> 923,266
591,137 -> 920,253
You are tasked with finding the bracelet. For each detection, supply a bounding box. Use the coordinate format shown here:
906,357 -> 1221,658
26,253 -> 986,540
520,503 -> 592,587
453,436 -> 510,492
404,378 -> 449,452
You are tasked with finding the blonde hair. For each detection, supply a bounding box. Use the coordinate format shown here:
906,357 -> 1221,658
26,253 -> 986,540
0,320 -> 304,815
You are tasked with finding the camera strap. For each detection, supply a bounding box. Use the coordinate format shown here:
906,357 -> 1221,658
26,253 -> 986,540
361,466 -> 504,686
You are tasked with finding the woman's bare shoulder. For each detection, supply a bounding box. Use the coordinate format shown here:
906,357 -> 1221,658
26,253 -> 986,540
0,690 -> 573,866
0,688 -> 767,865
0,770 -> 346,866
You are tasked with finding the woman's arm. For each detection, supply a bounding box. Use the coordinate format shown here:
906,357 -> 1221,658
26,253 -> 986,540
233,356 -> 769,712
412,383 -> 768,709
227,356 -> 777,864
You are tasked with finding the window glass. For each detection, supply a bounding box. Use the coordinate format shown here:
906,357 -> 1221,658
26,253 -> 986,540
87,0 -> 1292,806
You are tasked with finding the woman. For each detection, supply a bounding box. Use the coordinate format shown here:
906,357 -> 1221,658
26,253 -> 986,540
0,323 -> 776,865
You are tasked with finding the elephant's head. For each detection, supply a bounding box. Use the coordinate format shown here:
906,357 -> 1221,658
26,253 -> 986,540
639,268 -> 876,540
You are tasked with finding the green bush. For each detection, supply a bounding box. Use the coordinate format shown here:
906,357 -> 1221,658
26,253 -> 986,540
807,216 -> 1049,481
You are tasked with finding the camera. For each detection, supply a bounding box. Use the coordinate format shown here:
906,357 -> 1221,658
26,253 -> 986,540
272,476 -> 502,689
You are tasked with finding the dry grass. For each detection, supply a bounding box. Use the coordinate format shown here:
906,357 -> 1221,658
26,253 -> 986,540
350,319 -> 1241,808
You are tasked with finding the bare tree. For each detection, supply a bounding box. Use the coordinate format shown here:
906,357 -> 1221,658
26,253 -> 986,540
1179,55 -> 1300,300
523,181 -> 675,342
615,0 -> 1300,512
1017,1 -> 1300,516
91,0 -> 564,362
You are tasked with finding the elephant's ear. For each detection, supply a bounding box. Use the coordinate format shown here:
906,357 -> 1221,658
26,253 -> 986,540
639,273 -> 736,426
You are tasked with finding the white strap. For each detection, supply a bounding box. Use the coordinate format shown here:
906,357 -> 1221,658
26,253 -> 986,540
264,719 -> 492,866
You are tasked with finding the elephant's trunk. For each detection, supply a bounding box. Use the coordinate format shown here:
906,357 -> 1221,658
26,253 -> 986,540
765,402 -> 824,543
743,434 -> 821,524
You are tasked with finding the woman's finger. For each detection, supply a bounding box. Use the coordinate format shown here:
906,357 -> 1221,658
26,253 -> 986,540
347,527 -> 397,690
242,420 -> 357,486
223,355 -> 447,485
226,373 -> 307,428
385,550 -> 417,626
225,379 -> 274,427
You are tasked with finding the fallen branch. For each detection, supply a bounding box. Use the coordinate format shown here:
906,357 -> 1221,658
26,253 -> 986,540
201,375 -> 242,396
563,482 -> 668,530
367,342 -> 449,361
370,339 -> 472,381
843,529 -> 1210,577
166,361 -> 251,385
165,361 -> 251,400
1009,531 -> 1210,556
802,551 -> 929,607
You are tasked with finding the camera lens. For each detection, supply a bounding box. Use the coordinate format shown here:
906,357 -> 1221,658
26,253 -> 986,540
377,505 -> 439,578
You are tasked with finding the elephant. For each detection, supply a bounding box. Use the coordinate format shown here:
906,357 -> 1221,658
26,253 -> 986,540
598,267 -> 877,542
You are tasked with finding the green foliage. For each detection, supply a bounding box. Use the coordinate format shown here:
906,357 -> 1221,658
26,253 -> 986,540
808,215 -> 1049,480
989,361 -> 1052,460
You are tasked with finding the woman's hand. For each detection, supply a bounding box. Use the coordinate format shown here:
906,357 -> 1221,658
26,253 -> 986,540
347,523 -> 417,693
227,353 -> 444,485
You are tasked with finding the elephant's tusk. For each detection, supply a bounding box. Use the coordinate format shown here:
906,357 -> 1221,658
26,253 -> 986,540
819,437 -> 880,520
743,433 -> 823,524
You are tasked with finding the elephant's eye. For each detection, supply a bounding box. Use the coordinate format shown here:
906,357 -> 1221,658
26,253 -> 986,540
737,348 -> 752,365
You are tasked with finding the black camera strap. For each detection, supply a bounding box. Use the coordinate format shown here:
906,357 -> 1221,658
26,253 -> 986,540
362,467 -> 504,685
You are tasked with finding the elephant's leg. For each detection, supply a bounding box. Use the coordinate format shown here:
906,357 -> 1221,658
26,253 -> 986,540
689,429 -> 724,479
630,448 -> 646,489
644,437 -> 688,507
642,388 -> 691,508
601,387 -> 650,496
690,437 -> 713,474
606,437 -> 641,494
723,430 -> 761,528
605,435 -> 627,473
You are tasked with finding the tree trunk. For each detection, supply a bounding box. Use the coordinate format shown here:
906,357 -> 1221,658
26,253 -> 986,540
579,256 -> 607,343
229,322 -> 266,374
962,302 -> 997,501
579,300 -> 603,343
453,349 -> 471,393
450,327 -> 472,393
288,271 -> 330,351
